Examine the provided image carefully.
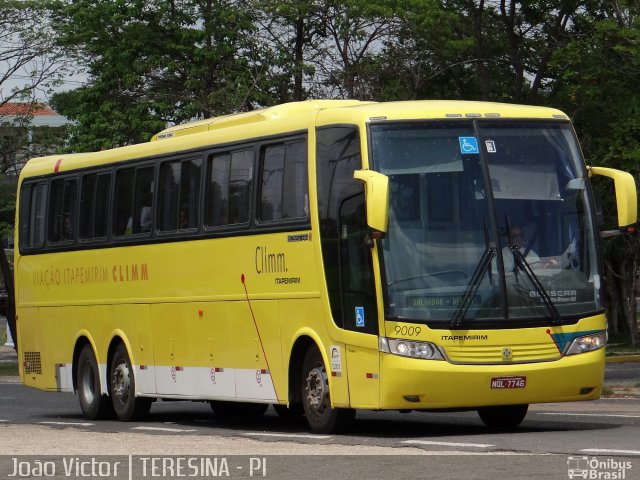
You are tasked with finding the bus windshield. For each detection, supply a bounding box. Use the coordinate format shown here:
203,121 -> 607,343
370,121 -> 601,326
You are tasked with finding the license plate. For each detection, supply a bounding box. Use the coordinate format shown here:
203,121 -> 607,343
490,376 -> 526,389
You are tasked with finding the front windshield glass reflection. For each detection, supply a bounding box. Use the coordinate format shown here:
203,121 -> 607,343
371,121 -> 601,324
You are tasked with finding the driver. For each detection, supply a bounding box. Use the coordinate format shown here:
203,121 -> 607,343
502,226 -> 541,271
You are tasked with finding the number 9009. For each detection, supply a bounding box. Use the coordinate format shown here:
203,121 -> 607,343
394,325 -> 421,337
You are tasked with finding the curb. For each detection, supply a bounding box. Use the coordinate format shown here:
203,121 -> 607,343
605,355 -> 640,364
0,376 -> 20,384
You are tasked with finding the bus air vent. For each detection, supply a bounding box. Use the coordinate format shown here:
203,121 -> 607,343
23,351 -> 42,374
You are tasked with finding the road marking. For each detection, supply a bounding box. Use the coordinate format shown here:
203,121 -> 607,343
38,421 -> 94,427
243,432 -> 332,440
580,449 -> 640,456
537,413 -> 640,419
401,440 -> 494,448
132,426 -> 197,433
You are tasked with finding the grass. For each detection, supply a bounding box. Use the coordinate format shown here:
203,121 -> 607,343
601,385 -> 614,396
0,325 -> 18,377
0,363 -> 18,376
606,332 -> 640,356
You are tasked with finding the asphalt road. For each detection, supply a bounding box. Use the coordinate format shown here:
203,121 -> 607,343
0,380 -> 639,480
1,314 -> 638,479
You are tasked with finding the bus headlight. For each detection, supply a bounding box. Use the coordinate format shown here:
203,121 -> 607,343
379,337 -> 444,360
565,332 -> 607,355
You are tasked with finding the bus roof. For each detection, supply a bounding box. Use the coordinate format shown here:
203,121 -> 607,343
20,100 -> 569,179
151,99 -> 367,140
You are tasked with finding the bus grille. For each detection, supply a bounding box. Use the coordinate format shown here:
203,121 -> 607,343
23,352 -> 42,374
444,343 -> 561,364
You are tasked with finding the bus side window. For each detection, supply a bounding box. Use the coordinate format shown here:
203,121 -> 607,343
259,140 -> 308,223
158,158 -> 202,232
205,149 -> 253,228
48,177 -> 77,243
228,150 -> 253,224
114,166 -> 154,237
259,144 -> 285,221
19,182 -> 47,250
282,141 -> 308,219
114,168 -> 135,236
79,173 -> 110,240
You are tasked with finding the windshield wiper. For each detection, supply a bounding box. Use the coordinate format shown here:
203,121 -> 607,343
451,246 -> 495,328
510,247 -> 561,324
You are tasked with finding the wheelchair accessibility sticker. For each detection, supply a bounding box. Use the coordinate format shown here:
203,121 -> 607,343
459,137 -> 479,154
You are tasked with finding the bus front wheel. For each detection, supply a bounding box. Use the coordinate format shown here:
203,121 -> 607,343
109,343 -> 151,421
477,404 -> 528,429
76,344 -> 113,420
301,348 -> 354,434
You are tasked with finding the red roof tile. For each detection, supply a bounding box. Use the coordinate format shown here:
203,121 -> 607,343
0,102 -> 59,116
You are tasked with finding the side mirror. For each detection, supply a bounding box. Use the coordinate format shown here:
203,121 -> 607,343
589,166 -> 637,228
353,169 -> 389,234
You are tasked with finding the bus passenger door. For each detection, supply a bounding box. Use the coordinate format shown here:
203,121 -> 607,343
339,193 -> 380,409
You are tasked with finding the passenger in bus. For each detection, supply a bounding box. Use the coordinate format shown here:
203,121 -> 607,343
179,208 -> 189,229
140,206 -> 152,232
63,216 -> 73,240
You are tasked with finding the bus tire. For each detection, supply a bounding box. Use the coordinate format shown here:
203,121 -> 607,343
301,347 -> 355,434
77,344 -> 113,420
210,401 -> 268,418
477,404 -> 528,429
109,343 -> 151,421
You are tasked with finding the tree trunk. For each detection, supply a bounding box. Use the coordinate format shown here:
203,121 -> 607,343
604,260 -> 622,336
603,237 -> 640,346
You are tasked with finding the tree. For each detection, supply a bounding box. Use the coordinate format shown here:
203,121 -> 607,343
547,2 -> 640,345
362,0 -> 476,100
0,0 -> 69,171
0,0 -> 67,106
253,0 -> 326,101
311,0 -> 399,99
51,0 -> 272,151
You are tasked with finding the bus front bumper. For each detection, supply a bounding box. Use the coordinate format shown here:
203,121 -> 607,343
379,349 -> 605,410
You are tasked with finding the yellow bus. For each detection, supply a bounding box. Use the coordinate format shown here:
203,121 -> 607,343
14,100 -> 637,433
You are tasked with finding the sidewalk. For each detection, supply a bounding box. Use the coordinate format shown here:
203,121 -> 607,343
0,345 -> 16,364
607,353 -> 640,363
0,344 -> 19,383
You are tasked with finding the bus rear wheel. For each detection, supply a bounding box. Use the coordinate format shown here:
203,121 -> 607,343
76,344 -> 113,420
109,343 -> 151,421
301,348 -> 354,434
477,404 -> 528,429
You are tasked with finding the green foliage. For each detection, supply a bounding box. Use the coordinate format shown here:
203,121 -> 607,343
0,363 -> 19,377
50,0 -> 275,150
0,175 -> 16,244
550,11 -> 640,170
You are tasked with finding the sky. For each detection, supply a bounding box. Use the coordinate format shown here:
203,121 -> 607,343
0,64 -> 87,105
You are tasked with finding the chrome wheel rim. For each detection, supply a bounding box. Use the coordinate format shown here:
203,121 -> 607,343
305,365 -> 328,413
112,362 -> 131,405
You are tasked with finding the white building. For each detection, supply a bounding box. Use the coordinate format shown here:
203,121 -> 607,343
0,102 -> 70,174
